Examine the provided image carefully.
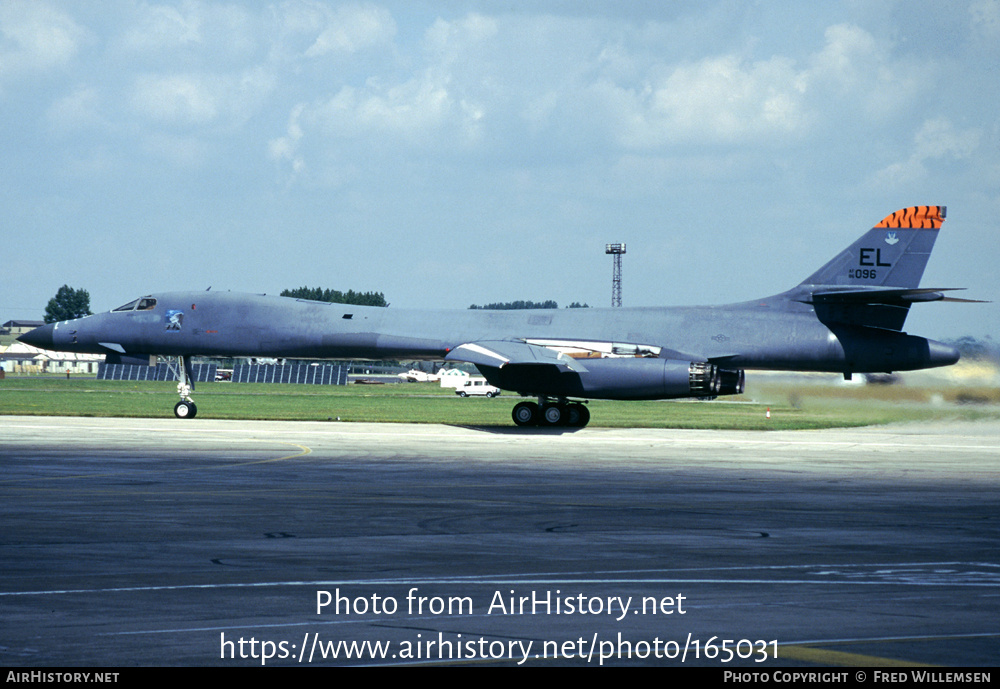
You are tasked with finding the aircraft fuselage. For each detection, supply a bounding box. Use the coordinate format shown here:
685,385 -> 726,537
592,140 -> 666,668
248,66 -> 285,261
19,205 -> 969,424
35,289 -> 957,376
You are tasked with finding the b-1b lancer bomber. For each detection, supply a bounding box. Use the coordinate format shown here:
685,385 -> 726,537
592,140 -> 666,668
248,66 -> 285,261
21,206 -> 976,427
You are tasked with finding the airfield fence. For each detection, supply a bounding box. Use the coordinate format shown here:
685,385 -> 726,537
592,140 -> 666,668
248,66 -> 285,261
97,362 -> 348,385
230,363 -> 348,385
98,363 -> 217,383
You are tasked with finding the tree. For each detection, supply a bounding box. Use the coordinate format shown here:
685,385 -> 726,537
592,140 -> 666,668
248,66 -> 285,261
44,285 -> 93,323
467,300 -> 590,310
281,286 -> 388,307
468,300 -> 559,310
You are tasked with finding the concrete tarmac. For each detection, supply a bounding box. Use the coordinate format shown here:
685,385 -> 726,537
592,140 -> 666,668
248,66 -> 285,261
1,416 -> 998,667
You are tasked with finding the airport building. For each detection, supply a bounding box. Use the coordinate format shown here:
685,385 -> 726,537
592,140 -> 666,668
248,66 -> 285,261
0,340 -> 102,375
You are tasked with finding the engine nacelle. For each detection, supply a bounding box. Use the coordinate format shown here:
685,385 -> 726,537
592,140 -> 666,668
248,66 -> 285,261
716,367 -> 746,396
479,358 -> 745,401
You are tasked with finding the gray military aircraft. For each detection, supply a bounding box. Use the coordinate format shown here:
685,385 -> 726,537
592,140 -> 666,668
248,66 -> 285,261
20,205 -> 975,426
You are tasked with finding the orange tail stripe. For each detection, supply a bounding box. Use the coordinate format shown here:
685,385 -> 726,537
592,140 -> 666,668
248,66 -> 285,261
874,205 -> 945,229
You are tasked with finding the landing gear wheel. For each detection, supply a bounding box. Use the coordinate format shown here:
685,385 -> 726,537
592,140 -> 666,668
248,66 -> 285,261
174,401 -> 197,419
541,403 -> 566,426
566,403 -> 590,427
512,401 -> 539,426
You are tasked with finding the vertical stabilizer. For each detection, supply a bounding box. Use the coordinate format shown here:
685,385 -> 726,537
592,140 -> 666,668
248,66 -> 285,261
798,206 -> 946,331
802,205 -> 945,289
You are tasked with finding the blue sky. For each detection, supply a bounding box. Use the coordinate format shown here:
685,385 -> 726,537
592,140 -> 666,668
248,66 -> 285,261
2,0 -> 997,340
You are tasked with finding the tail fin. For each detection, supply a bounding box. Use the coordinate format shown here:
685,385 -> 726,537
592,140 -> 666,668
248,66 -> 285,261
799,206 -> 946,331
802,205 -> 945,289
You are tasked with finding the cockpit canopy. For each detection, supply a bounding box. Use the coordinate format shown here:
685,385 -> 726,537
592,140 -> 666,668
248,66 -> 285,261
113,297 -> 157,312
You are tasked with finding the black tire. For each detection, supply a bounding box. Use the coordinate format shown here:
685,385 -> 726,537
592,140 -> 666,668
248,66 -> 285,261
458,391 -> 467,397
541,403 -> 566,426
567,403 -> 590,427
512,401 -> 539,426
174,401 -> 197,419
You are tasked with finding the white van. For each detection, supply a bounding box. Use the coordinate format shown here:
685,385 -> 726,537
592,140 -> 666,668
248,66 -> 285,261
455,377 -> 501,397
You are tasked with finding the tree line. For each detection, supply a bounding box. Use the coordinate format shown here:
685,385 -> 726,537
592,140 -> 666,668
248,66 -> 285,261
280,287 -> 388,307
469,300 -> 589,310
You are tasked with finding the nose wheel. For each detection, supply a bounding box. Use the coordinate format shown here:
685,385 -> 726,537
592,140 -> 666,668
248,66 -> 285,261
174,401 -> 197,418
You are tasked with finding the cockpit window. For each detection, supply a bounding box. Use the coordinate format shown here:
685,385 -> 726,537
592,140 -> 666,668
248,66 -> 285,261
113,299 -> 140,312
112,297 -> 156,312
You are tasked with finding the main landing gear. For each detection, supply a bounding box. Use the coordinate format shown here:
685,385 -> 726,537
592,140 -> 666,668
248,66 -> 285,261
171,355 -> 197,419
511,397 -> 590,428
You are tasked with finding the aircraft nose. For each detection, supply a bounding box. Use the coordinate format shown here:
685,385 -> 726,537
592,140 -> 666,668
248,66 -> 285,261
18,323 -> 55,350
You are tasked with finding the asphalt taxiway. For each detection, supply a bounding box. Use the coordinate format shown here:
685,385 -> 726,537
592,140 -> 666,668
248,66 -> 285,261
1,416 -> 998,666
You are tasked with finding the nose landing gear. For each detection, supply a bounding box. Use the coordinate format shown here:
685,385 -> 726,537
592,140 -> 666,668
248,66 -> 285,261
171,356 -> 197,419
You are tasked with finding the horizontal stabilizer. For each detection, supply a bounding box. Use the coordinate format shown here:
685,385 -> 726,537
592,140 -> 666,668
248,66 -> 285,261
807,287 -> 987,305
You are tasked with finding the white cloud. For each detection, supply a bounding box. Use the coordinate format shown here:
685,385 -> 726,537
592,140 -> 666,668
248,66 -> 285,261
914,117 -> 981,160
132,73 -> 220,123
805,24 -> 879,92
873,118 -> 981,186
306,3 -> 395,56
46,84 -> 104,132
609,54 -> 807,148
269,66 -> 485,181
268,102 -> 307,179
0,1 -> 88,83
268,0 -> 395,60
643,24 -> 919,146
588,22 -> 933,150
423,13 -> 498,63
803,23 -> 923,121
205,11 -> 954,187
969,0 -> 1000,39
121,2 -> 202,51
131,67 -> 275,126
320,74 -> 452,137
118,1 -> 256,62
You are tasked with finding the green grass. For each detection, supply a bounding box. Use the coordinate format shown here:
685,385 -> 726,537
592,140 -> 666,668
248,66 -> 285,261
2,377 -> 997,429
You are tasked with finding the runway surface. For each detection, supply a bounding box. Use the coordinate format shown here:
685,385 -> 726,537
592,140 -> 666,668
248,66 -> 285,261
1,416 -> 998,667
